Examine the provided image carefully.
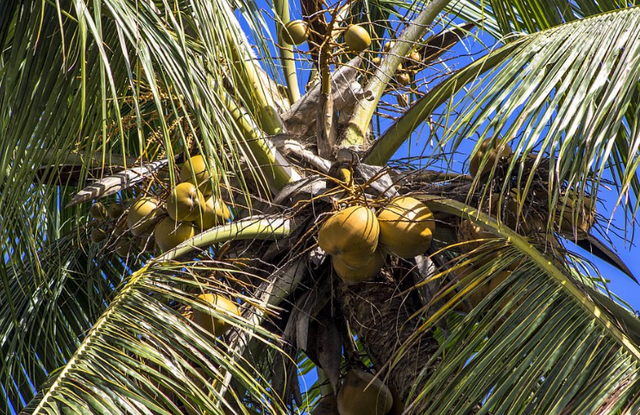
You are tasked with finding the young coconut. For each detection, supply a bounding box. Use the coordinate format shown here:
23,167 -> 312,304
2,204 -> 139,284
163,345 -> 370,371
90,202 -> 108,220
396,72 -> 411,86
282,20 -> 308,45
318,205 -> 380,268
90,227 -> 108,244
113,239 -> 133,257
344,24 -> 371,53
458,219 -> 497,253
469,138 -> 513,178
377,196 -> 435,259
127,197 -> 161,236
154,217 -> 196,251
337,369 -> 393,415
166,182 -> 206,222
180,155 -> 216,195
107,202 -> 124,219
332,249 -> 386,285
192,294 -> 241,336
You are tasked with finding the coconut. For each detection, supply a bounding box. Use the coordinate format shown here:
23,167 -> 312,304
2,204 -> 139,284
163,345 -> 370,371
166,182 -> 206,222
127,197 -> 161,236
311,394 -> 339,415
344,24 -> 371,53
154,217 -> 196,251
336,370 -> 393,415
318,206 -> 380,268
396,73 -> 411,86
332,249 -> 385,285
558,191 -> 597,235
282,20 -> 308,45
180,155 -> 216,195
90,202 -> 107,219
377,196 -> 434,258
192,294 -> 241,336
90,227 -> 108,244
193,196 -> 231,230
107,202 -> 124,219
469,138 -> 512,178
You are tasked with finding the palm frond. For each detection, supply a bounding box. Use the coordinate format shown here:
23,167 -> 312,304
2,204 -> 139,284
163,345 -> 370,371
395,196 -> 640,414
0,232 -> 136,413
484,0 -> 633,35
21,261 -> 286,415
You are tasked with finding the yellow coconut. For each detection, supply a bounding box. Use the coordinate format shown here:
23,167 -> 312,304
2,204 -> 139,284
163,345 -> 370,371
332,250 -> 385,285
154,217 -> 196,251
469,139 -> 513,178
377,196 -> 435,259
409,50 -> 421,62
127,197 -> 161,236
192,294 -> 241,336
318,206 -> 380,268
448,264 -> 489,311
458,219 -> 497,253
114,239 -> 132,257
166,182 -> 206,222
194,196 -> 231,230
282,19 -> 308,45
344,24 -> 371,53
396,73 -> 411,86
336,370 -> 393,415
180,155 -> 216,195
136,235 -> 157,253
504,190 -> 545,235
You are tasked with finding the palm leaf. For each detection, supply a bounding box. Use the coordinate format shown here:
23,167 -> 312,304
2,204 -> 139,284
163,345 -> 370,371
392,196 -> 640,414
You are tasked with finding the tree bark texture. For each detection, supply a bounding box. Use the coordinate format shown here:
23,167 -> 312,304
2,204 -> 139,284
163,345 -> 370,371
337,270 -> 440,404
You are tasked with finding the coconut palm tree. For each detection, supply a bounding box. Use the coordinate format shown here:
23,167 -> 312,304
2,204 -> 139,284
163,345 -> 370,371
2,0 -> 640,413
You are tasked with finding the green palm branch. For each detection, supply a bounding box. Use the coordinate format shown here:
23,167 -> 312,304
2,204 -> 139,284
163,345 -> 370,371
2,0 -> 640,414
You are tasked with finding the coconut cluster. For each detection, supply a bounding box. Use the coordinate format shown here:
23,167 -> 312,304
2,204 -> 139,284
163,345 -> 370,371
88,155 -> 231,256
450,138 -> 599,309
318,196 -> 435,285
282,20 -> 371,53
468,138 -> 598,236
371,41 -> 422,87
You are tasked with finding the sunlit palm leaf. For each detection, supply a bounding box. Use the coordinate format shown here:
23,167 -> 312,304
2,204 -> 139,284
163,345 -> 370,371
422,9 -> 640,224
0,233 -> 137,413
21,261 -> 286,415
396,196 -> 640,414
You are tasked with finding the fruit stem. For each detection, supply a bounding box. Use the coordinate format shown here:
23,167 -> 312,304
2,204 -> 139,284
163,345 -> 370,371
363,39 -> 524,165
158,215 -> 292,261
342,0 -> 451,146
274,0 -> 301,103
221,91 -> 300,191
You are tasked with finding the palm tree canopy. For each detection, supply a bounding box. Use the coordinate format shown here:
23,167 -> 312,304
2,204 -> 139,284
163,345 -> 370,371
1,0 -> 640,414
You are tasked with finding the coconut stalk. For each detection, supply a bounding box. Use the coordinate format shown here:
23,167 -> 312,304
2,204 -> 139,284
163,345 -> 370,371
274,0 -> 301,103
220,91 -> 300,192
228,28 -> 287,135
364,39 -> 526,165
342,0 -> 452,146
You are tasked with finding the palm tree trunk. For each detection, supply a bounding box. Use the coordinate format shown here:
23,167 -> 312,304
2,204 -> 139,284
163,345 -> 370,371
337,271 -> 440,402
